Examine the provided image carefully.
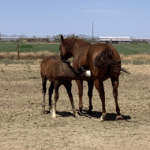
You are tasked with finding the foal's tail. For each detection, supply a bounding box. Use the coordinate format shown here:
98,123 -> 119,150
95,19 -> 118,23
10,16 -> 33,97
120,68 -> 130,75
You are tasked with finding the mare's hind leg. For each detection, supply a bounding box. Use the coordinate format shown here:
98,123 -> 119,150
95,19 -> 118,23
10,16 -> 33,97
111,77 -> 123,120
64,81 -> 76,117
41,75 -> 47,114
52,81 -> 60,118
76,80 -> 83,115
87,81 -> 94,114
48,82 -> 54,112
94,79 -> 106,121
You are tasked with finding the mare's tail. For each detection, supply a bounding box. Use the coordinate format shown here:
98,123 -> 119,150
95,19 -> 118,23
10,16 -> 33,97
94,47 -> 130,74
94,47 -> 116,67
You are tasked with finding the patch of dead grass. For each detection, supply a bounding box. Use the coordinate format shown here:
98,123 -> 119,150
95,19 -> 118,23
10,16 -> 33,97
0,51 -> 60,60
120,54 -> 150,60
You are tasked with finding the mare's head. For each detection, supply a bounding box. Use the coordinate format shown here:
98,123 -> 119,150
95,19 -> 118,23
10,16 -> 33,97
59,35 -> 76,60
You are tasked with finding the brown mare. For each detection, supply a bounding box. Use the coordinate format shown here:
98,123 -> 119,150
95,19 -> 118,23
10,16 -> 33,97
40,56 -> 89,118
59,35 -> 129,121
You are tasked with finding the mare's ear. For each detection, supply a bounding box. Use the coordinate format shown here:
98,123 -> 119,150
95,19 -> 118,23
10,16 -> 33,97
61,34 -> 64,42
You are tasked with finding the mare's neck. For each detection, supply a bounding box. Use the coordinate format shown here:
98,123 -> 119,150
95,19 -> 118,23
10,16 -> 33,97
71,39 -> 91,58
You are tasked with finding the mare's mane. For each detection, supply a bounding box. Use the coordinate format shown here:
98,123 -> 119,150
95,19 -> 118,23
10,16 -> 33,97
64,37 -> 91,49
76,38 -> 92,47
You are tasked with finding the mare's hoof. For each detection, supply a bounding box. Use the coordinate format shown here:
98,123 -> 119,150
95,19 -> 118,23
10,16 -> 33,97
100,113 -> 107,122
116,115 -> 123,120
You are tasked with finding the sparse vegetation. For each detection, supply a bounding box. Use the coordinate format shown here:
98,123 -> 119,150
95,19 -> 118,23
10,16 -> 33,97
0,62 -> 150,149
0,51 -> 59,60
130,40 -> 148,44
1,38 -> 150,55
0,59 -> 35,65
1,38 -> 150,62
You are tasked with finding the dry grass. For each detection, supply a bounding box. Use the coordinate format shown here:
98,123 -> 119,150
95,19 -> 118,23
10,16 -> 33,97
0,51 -> 60,60
1,52 -> 150,66
0,51 -> 150,60
0,63 -> 150,149
120,53 -> 150,60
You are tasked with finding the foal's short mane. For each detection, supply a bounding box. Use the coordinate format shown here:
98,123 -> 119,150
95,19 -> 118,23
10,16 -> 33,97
40,56 -> 60,67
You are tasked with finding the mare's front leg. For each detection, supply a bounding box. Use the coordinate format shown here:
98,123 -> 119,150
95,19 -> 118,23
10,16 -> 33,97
76,80 -> 83,115
94,79 -> 106,121
87,81 -> 94,114
64,81 -> 77,117
41,75 -> 47,114
52,80 -> 60,118
48,82 -> 54,112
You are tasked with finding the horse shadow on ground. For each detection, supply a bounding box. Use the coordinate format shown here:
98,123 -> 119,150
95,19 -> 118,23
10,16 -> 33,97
45,109 -> 131,121
82,109 -> 131,121
44,110 -> 75,117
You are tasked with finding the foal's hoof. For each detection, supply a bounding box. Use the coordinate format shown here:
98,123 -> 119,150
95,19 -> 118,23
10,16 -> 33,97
51,109 -> 56,118
100,113 -> 107,122
78,111 -> 83,116
74,113 -> 79,118
116,115 -> 123,120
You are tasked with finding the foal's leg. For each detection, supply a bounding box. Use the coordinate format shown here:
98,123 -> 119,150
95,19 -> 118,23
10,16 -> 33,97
64,81 -> 76,117
94,79 -> 106,121
52,81 -> 60,118
111,77 -> 123,120
48,82 -> 54,112
76,80 -> 83,115
41,75 -> 47,114
87,81 -> 94,114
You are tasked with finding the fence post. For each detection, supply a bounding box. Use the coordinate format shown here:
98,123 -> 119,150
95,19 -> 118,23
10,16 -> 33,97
110,39 -> 112,45
34,36 -> 35,44
17,40 -> 20,60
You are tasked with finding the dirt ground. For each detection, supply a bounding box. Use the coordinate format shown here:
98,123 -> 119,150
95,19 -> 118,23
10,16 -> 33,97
0,62 -> 150,150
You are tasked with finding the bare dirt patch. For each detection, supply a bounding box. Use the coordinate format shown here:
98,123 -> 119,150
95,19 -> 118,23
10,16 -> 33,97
0,63 -> 150,150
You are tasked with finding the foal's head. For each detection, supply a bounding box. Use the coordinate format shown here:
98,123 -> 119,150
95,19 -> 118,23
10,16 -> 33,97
59,35 -> 75,60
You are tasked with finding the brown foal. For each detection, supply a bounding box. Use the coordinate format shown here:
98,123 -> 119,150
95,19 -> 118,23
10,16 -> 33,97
40,56 -> 89,118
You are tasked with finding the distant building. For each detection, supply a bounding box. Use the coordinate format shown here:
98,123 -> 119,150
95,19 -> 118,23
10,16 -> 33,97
99,36 -> 131,44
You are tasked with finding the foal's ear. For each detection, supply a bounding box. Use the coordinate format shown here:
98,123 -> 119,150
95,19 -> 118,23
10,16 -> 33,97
61,34 -> 64,42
